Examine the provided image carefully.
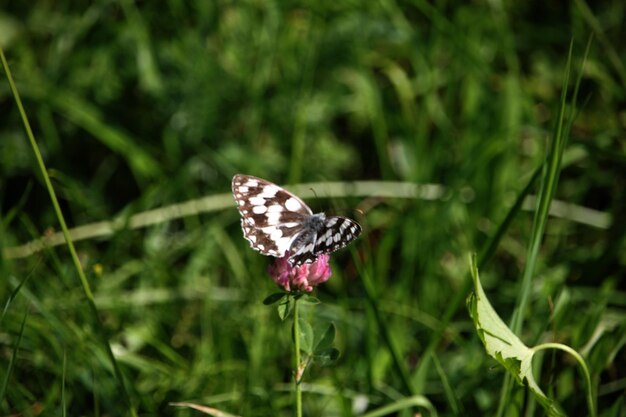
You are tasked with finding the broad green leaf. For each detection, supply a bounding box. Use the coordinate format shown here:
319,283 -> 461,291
297,318 -> 314,354
313,347 -> 340,366
466,255 -> 564,416
299,295 -> 321,305
314,323 -> 336,352
263,292 -> 286,305
278,296 -> 293,321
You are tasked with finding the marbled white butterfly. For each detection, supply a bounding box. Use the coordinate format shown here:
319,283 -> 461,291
232,174 -> 362,266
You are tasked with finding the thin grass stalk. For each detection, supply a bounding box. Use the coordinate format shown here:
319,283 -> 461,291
574,0 -> 626,89
532,343 -> 596,417
359,395 -> 438,417
62,349 -> 67,417
359,263 -> 415,395
0,48 -> 138,417
497,40 -> 587,417
1,263 -> 37,321
0,309 -> 28,406
432,352 -> 461,414
293,297 -> 303,417
510,44 -> 573,335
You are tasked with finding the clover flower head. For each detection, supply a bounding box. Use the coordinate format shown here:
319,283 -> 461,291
267,253 -> 332,292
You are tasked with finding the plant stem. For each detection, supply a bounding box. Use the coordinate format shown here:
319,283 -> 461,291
532,343 -> 596,417
293,296 -> 303,417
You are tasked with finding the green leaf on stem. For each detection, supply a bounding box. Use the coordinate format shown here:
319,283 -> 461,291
278,296 -> 293,321
466,254 -> 565,417
313,348 -> 340,366
297,318 -> 314,354
263,292 -> 286,305
299,295 -> 321,305
314,323 -> 336,352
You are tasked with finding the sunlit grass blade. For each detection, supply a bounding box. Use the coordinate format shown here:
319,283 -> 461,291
359,395 -> 438,417
5,178 -> 605,260
0,48 -> 138,417
170,402 -> 243,417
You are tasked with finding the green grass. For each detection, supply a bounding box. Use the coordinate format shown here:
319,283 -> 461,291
1,1 -> 625,416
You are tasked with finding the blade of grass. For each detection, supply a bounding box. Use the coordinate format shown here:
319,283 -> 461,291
293,297 -> 303,417
1,259 -> 38,322
533,343 -> 596,417
510,43 -> 573,335
62,348 -> 67,417
5,178 -> 608,260
358,261 -> 415,395
497,39 -> 589,417
432,352 -> 462,415
0,48 -> 138,417
50,92 -> 161,181
359,395 -> 438,417
18,82 -> 161,181
0,181 -> 33,229
574,0 -> 626,89
0,308 -> 28,404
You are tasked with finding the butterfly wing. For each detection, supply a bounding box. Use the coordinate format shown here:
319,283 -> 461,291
232,174 -> 312,257
314,216 -> 362,255
287,216 -> 362,266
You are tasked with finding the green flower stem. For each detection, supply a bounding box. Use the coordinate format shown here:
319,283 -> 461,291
531,343 -> 596,417
293,296 -> 303,417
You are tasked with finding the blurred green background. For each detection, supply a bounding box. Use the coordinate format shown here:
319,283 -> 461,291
1,1 -> 625,416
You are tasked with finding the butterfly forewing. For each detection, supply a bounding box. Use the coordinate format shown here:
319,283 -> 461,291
232,174 -> 361,265
232,175 -> 311,227
233,175 -> 311,257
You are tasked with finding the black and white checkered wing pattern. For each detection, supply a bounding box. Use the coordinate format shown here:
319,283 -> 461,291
232,174 -> 312,258
232,174 -> 362,266
287,216 -> 362,266
314,216 -> 362,255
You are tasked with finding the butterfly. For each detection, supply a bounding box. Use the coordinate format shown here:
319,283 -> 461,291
232,174 -> 362,266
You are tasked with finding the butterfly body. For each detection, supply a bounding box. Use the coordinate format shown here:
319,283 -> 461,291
232,174 -> 361,266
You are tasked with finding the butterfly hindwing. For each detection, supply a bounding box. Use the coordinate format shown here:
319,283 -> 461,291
314,216 -> 362,255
